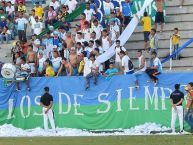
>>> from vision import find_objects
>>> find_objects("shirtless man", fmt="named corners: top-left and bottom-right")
top-left (56, 57), bottom-right (73, 76)
top-left (27, 45), bottom-right (37, 76)
top-left (155, 0), bottom-right (164, 32)
top-left (69, 47), bottom-right (78, 75)
top-left (65, 32), bottom-right (75, 49)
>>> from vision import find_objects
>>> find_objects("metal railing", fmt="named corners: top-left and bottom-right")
top-left (161, 38), bottom-right (193, 69)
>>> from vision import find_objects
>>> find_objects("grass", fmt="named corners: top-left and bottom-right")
top-left (0, 136), bottom-right (193, 145)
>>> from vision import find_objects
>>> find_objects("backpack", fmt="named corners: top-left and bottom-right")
top-left (128, 59), bottom-right (134, 70)
top-left (115, 46), bottom-right (123, 52)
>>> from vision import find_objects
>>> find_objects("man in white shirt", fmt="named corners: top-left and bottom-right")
top-left (114, 40), bottom-right (126, 70)
top-left (119, 50), bottom-right (134, 75)
top-left (76, 42), bottom-right (83, 55)
top-left (84, 2), bottom-right (96, 22)
top-left (51, 51), bottom-right (62, 73)
top-left (16, 57), bottom-right (31, 91)
top-left (92, 19), bottom-right (103, 39)
top-left (103, 0), bottom-right (114, 16)
top-left (15, 12), bottom-right (28, 42)
top-left (49, 0), bottom-right (60, 11)
top-left (93, 48), bottom-right (103, 72)
top-left (58, 26), bottom-right (66, 42)
top-left (89, 40), bottom-right (95, 50)
top-left (85, 54), bottom-right (99, 90)
top-left (110, 20), bottom-right (120, 42)
top-left (29, 9), bottom-right (36, 28)
top-left (75, 32), bottom-right (85, 44)
top-left (146, 51), bottom-right (162, 85)
top-left (90, 31), bottom-right (97, 42)
top-left (82, 21), bottom-right (91, 42)
top-left (32, 16), bottom-right (43, 35)
top-left (0, 26), bottom-right (11, 44)
top-left (6, 1), bottom-right (15, 18)
top-left (64, 0), bottom-right (77, 13)
top-left (134, 50), bottom-right (146, 88)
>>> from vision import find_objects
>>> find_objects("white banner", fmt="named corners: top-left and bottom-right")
top-left (96, 0), bottom-right (154, 64)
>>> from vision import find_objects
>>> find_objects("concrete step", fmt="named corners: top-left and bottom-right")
top-left (125, 38), bottom-right (193, 50)
top-left (129, 30), bottom-right (193, 42)
top-left (0, 43), bottom-right (12, 63)
top-left (130, 56), bottom-right (193, 71)
top-left (162, 57), bottom-right (193, 67)
top-left (166, 14), bottom-right (193, 23)
top-left (163, 66), bottom-right (193, 72)
top-left (127, 48), bottom-right (193, 59)
top-left (166, 5), bottom-right (193, 15)
top-left (166, 0), bottom-right (193, 7)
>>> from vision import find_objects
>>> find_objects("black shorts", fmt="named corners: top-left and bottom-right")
top-left (124, 16), bottom-right (131, 26)
top-left (155, 12), bottom-right (164, 23)
top-left (144, 31), bottom-right (150, 42)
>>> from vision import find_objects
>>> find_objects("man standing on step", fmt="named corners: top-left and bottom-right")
top-left (15, 12), bottom-right (28, 42)
top-left (121, 0), bottom-right (133, 29)
top-left (170, 84), bottom-right (184, 133)
top-left (155, 0), bottom-right (164, 32)
top-left (40, 87), bottom-right (57, 132)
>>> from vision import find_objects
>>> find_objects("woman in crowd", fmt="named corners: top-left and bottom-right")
top-left (45, 6), bottom-right (57, 28)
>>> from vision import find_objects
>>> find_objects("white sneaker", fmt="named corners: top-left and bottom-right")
top-left (179, 130), bottom-right (184, 134)
top-left (135, 85), bottom-right (139, 89)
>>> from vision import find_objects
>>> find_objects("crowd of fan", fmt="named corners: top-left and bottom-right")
top-left (0, 0), bottom-right (184, 90)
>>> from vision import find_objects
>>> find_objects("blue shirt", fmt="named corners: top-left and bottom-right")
top-left (90, 4), bottom-right (95, 11)
top-left (60, 0), bottom-right (67, 4)
top-left (109, 18), bottom-right (121, 26)
top-left (105, 68), bottom-right (119, 79)
top-left (121, 2), bottom-right (133, 17)
top-left (0, 21), bottom-right (7, 29)
top-left (16, 18), bottom-right (28, 31)
top-left (53, 38), bottom-right (60, 47)
top-left (42, 38), bottom-right (53, 46)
